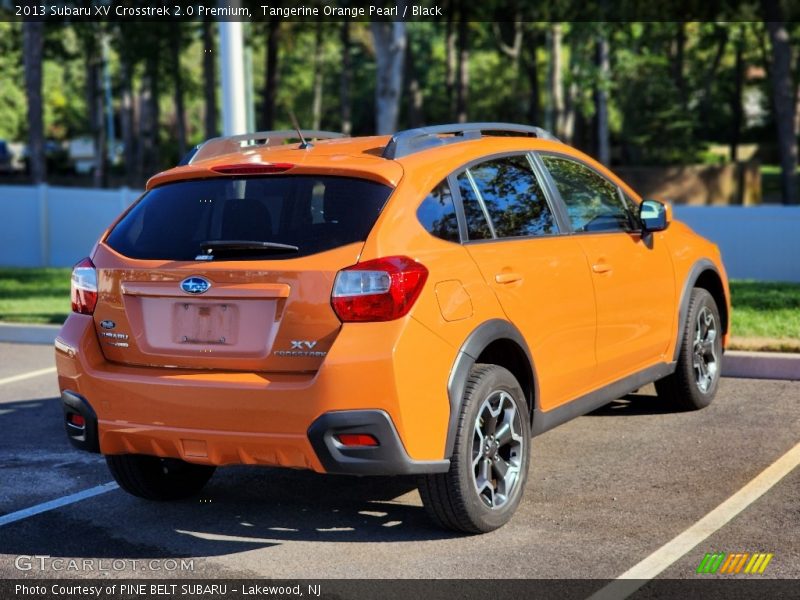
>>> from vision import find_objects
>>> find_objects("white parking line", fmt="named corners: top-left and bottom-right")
top-left (588, 440), bottom-right (800, 600)
top-left (0, 482), bottom-right (118, 528)
top-left (0, 366), bottom-right (56, 387)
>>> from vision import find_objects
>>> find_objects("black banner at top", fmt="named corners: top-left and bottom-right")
top-left (0, 0), bottom-right (794, 22)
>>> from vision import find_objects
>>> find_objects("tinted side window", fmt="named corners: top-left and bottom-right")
top-left (467, 155), bottom-right (556, 238)
top-left (457, 172), bottom-right (493, 240)
top-left (541, 156), bottom-right (634, 233)
top-left (417, 181), bottom-right (460, 243)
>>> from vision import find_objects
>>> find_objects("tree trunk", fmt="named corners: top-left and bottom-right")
top-left (595, 32), bottom-right (610, 165)
top-left (371, 14), bottom-right (407, 135)
top-left (547, 24), bottom-right (565, 137)
top-left (562, 32), bottom-right (580, 145)
top-left (85, 31), bottom-right (107, 189)
top-left (171, 31), bottom-right (187, 159)
top-left (493, 17), bottom-right (523, 117)
top-left (672, 22), bottom-right (686, 110)
top-left (120, 57), bottom-right (136, 186)
top-left (339, 21), bottom-right (352, 135)
top-left (139, 53), bottom-right (160, 176)
top-left (405, 29), bottom-right (424, 128)
top-left (455, 3), bottom-right (469, 123)
top-left (202, 21), bottom-right (218, 140)
top-left (93, 62), bottom-right (107, 189)
top-left (525, 29), bottom-right (540, 125)
top-left (763, 2), bottom-right (798, 204)
top-left (698, 26), bottom-right (729, 137)
top-left (23, 22), bottom-right (46, 184)
top-left (730, 28), bottom-right (744, 163)
top-left (444, 2), bottom-right (456, 118)
top-left (150, 57), bottom-right (160, 174)
top-left (136, 86), bottom-right (147, 180)
top-left (262, 19), bottom-right (280, 130)
top-left (311, 22), bottom-right (324, 131)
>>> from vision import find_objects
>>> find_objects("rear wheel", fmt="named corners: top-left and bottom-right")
top-left (106, 454), bottom-right (215, 501)
top-left (419, 364), bottom-right (530, 533)
top-left (656, 288), bottom-right (723, 410)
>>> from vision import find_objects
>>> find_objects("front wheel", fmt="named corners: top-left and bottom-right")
top-left (418, 364), bottom-right (531, 533)
top-left (656, 287), bottom-right (723, 410)
top-left (106, 454), bottom-right (215, 501)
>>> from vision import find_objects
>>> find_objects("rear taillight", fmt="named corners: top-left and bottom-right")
top-left (70, 257), bottom-right (98, 315)
top-left (331, 256), bottom-right (428, 322)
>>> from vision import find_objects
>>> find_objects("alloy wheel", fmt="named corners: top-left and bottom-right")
top-left (692, 305), bottom-right (718, 393)
top-left (471, 390), bottom-right (525, 509)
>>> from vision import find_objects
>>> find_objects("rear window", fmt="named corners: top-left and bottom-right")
top-left (106, 176), bottom-right (393, 261)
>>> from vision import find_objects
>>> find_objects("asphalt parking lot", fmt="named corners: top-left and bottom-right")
top-left (0, 341), bottom-right (798, 583)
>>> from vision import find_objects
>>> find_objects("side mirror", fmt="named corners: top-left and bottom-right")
top-left (639, 199), bottom-right (669, 232)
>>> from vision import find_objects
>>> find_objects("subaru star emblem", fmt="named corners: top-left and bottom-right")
top-left (181, 277), bottom-right (211, 295)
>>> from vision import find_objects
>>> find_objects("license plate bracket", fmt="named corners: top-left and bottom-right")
top-left (172, 302), bottom-right (238, 345)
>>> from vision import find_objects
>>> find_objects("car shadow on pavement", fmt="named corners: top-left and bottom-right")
top-left (586, 392), bottom-right (685, 416)
top-left (1, 398), bottom-right (465, 563)
top-left (1, 469), bottom-right (462, 562)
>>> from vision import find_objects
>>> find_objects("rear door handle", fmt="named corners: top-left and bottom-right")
top-left (591, 263), bottom-right (612, 274)
top-left (495, 272), bottom-right (523, 284)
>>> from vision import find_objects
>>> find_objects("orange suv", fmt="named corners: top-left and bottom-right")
top-left (56, 124), bottom-right (729, 532)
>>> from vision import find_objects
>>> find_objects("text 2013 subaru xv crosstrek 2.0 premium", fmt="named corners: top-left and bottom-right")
top-left (56, 124), bottom-right (729, 533)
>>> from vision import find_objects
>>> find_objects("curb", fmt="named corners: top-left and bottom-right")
top-left (722, 350), bottom-right (800, 382)
top-left (0, 322), bottom-right (61, 345)
top-left (0, 323), bottom-right (797, 381)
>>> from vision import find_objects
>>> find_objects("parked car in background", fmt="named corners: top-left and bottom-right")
top-left (67, 137), bottom-right (123, 175)
top-left (55, 123), bottom-right (730, 533)
top-left (0, 140), bottom-right (13, 173)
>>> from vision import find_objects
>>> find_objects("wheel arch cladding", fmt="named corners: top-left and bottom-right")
top-left (446, 319), bottom-right (538, 458)
top-left (674, 259), bottom-right (729, 361)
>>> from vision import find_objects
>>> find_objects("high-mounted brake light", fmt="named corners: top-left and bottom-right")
top-left (70, 257), bottom-right (98, 315)
top-left (210, 162), bottom-right (295, 175)
top-left (331, 256), bottom-right (428, 322)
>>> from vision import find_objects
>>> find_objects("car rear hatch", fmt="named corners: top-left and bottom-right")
top-left (92, 174), bottom-right (394, 372)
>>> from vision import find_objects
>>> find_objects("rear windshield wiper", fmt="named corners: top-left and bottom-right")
top-left (198, 240), bottom-right (300, 259)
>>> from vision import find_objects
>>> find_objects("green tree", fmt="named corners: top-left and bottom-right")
top-left (0, 23), bottom-right (25, 141)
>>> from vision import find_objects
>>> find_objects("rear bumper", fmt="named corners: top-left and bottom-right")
top-left (57, 396), bottom-right (449, 476)
top-left (55, 313), bottom-right (454, 475)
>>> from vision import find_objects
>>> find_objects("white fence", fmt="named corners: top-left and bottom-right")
top-left (673, 205), bottom-right (800, 283)
top-left (0, 184), bottom-right (799, 282)
top-left (0, 184), bottom-right (141, 268)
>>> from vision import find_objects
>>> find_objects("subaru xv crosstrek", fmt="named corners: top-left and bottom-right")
top-left (56, 124), bottom-right (729, 533)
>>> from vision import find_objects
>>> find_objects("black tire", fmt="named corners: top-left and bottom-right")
top-left (106, 454), bottom-right (215, 501)
top-left (418, 364), bottom-right (531, 533)
top-left (656, 288), bottom-right (723, 410)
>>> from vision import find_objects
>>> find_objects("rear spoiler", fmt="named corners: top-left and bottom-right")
top-left (178, 130), bottom-right (346, 166)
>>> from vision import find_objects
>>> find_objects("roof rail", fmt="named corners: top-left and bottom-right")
top-left (381, 122), bottom-right (559, 160)
top-left (181, 130), bottom-right (346, 165)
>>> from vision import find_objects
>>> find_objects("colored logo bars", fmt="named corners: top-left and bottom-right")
top-left (697, 552), bottom-right (774, 575)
